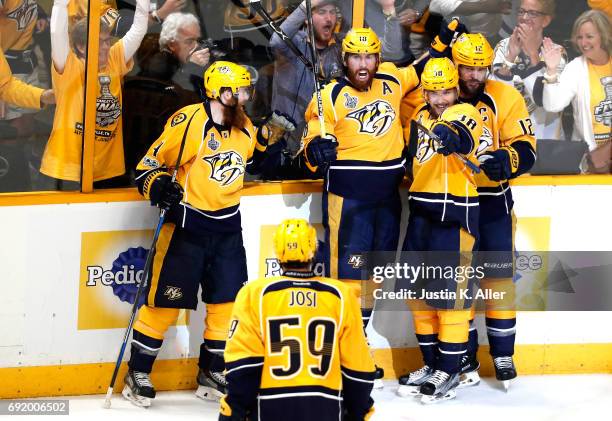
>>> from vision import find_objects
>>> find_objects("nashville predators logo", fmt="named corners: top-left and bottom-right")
top-left (203, 151), bottom-right (245, 186)
top-left (415, 120), bottom-right (436, 164)
top-left (346, 100), bottom-right (395, 136)
top-left (476, 125), bottom-right (493, 155)
top-left (6, 0), bottom-right (37, 31)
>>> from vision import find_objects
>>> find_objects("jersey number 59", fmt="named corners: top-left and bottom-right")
top-left (267, 316), bottom-right (336, 379)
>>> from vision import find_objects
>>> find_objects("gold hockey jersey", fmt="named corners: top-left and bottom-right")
top-left (136, 101), bottom-right (263, 233)
top-left (303, 62), bottom-right (421, 200)
top-left (0, 0), bottom-right (37, 52)
top-left (406, 102), bottom-right (483, 233)
top-left (464, 80), bottom-right (536, 214)
top-left (221, 274), bottom-right (375, 421)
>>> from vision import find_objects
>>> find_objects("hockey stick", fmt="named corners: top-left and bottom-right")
top-left (103, 108), bottom-right (200, 409)
top-left (413, 119), bottom-right (481, 173)
top-left (249, 0), bottom-right (313, 69)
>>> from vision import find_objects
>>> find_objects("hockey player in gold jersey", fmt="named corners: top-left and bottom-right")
top-left (219, 219), bottom-right (376, 421)
top-left (451, 33), bottom-right (537, 390)
top-left (397, 57), bottom-right (483, 404)
top-left (301, 24), bottom-right (465, 388)
top-left (123, 62), bottom-right (269, 408)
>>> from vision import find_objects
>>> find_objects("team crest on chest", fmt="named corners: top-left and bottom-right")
top-left (415, 118), bottom-right (436, 164)
top-left (203, 151), bottom-right (245, 186)
top-left (476, 125), bottom-right (493, 155)
top-left (346, 100), bottom-right (395, 136)
top-left (208, 133), bottom-right (220, 151)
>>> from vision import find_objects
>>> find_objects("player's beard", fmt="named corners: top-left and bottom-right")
top-left (459, 78), bottom-right (485, 100)
top-left (347, 66), bottom-right (376, 91)
top-left (221, 101), bottom-right (248, 130)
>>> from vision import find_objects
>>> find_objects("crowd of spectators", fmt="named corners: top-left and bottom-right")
top-left (0, 0), bottom-right (610, 192)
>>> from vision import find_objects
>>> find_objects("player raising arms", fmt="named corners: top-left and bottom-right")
top-left (397, 57), bottom-right (484, 404)
top-left (301, 23), bottom-right (463, 387)
top-left (219, 219), bottom-right (376, 421)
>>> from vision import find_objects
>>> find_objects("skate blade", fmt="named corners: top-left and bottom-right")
top-left (457, 371), bottom-right (480, 389)
top-left (502, 380), bottom-right (511, 392)
top-left (195, 385), bottom-right (224, 402)
top-left (420, 389), bottom-right (456, 405)
top-left (396, 385), bottom-right (422, 397)
top-left (122, 385), bottom-right (151, 408)
top-left (373, 379), bottom-right (384, 390)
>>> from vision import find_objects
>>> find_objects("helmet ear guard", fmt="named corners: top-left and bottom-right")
top-left (273, 219), bottom-right (318, 264)
top-left (203, 61), bottom-right (252, 100)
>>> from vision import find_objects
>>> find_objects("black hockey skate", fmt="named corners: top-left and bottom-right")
top-left (457, 353), bottom-right (480, 388)
top-left (419, 370), bottom-right (460, 404)
top-left (493, 356), bottom-right (517, 392)
top-left (122, 370), bottom-right (156, 407)
top-left (396, 365), bottom-right (434, 397)
top-left (195, 368), bottom-right (227, 402)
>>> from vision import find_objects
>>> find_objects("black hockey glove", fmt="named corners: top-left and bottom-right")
top-left (479, 146), bottom-right (518, 181)
top-left (432, 122), bottom-right (462, 156)
top-left (430, 18), bottom-right (468, 57)
top-left (149, 174), bottom-right (183, 210)
top-left (306, 135), bottom-right (338, 167)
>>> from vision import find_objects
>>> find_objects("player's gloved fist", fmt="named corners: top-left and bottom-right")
top-left (149, 174), bottom-right (183, 210)
top-left (258, 111), bottom-right (297, 147)
top-left (432, 122), bottom-right (461, 156)
top-left (306, 134), bottom-right (338, 167)
top-left (478, 148), bottom-right (513, 181)
top-left (431, 18), bottom-right (468, 56)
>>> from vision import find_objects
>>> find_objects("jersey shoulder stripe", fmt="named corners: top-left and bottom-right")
top-left (330, 78), bottom-right (350, 105)
top-left (374, 72), bottom-right (400, 86)
top-left (479, 92), bottom-right (497, 115)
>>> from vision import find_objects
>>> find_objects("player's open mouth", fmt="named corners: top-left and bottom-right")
top-left (357, 70), bottom-right (369, 80)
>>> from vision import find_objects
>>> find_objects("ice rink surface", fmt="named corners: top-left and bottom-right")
top-left (11, 375), bottom-right (612, 420)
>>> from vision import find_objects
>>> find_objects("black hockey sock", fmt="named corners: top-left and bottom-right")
top-left (486, 317), bottom-right (516, 357)
top-left (128, 330), bottom-right (163, 373)
top-left (467, 319), bottom-right (479, 356)
top-left (437, 341), bottom-right (467, 375)
top-left (199, 341), bottom-right (225, 372)
top-left (416, 333), bottom-right (439, 368)
top-left (361, 308), bottom-right (373, 333)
